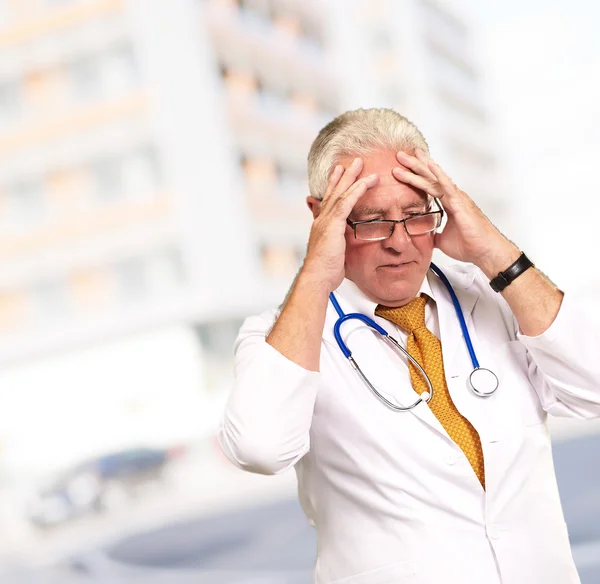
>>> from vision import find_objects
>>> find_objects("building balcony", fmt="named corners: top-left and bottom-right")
top-left (204, 0), bottom-right (339, 113)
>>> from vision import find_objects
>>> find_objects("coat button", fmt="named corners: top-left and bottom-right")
top-left (445, 453), bottom-right (458, 465)
top-left (488, 525), bottom-right (501, 540)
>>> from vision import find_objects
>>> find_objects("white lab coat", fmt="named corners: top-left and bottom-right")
top-left (219, 263), bottom-right (600, 584)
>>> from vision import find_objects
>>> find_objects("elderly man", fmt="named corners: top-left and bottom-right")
top-left (218, 108), bottom-right (599, 584)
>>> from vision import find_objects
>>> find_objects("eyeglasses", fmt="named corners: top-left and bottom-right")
top-left (346, 200), bottom-right (444, 241)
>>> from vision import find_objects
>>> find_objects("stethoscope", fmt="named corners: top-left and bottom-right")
top-left (330, 263), bottom-right (499, 411)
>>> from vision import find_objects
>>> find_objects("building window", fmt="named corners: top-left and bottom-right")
top-left (146, 248), bottom-right (185, 294)
top-left (242, 156), bottom-right (276, 202)
top-left (7, 179), bottom-right (46, 229)
top-left (0, 290), bottom-right (26, 332)
top-left (195, 318), bottom-right (244, 391)
top-left (123, 144), bottom-right (162, 198)
top-left (277, 165), bottom-right (306, 200)
top-left (445, 136), bottom-right (495, 171)
top-left (103, 43), bottom-right (139, 97)
top-left (221, 67), bottom-right (257, 107)
top-left (66, 54), bottom-right (103, 102)
top-left (261, 243), bottom-right (299, 277)
top-left (419, 0), bottom-right (468, 41)
top-left (0, 2), bottom-right (12, 31)
top-left (43, 0), bottom-right (78, 7)
top-left (0, 80), bottom-right (22, 129)
top-left (255, 83), bottom-right (288, 116)
top-left (235, 0), bottom-right (271, 29)
top-left (366, 26), bottom-right (394, 51)
top-left (71, 268), bottom-right (111, 313)
top-left (89, 155), bottom-right (123, 202)
top-left (437, 89), bottom-right (487, 126)
top-left (429, 43), bottom-right (478, 99)
top-left (114, 257), bottom-right (147, 303)
top-left (30, 279), bottom-right (68, 324)
top-left (196, 319), bottom-right (243, 355)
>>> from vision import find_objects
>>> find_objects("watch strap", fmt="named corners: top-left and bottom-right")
top-left (489, 253), bottom-right (534, 292)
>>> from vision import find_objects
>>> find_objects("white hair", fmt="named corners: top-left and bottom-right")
top-left (307, 108), bottom-right (430, 200)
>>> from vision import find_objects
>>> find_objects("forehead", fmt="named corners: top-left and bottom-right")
top-left (338, 150), bottom-right (427, 210)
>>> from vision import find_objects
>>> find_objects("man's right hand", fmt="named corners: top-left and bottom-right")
top-left (265, 158), bottom-right (377, 371)
top-left (302, 157), bottom-right (379, 292)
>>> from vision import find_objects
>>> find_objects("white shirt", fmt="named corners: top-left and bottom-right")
top-left (337, 272), bottom-right (440, 340)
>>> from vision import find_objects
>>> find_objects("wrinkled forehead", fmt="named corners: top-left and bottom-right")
top-left (337, 150), bottom-right (431, 212)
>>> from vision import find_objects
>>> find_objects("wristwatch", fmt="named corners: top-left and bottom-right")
top-left (489, 252), bottom-right (534, 292)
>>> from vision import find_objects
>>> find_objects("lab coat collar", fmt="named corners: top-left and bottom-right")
top-left (333, 266), bottom-right (480, 365)
top-left (335, 270), bottom-right (437, 319)
top-left (334, 263), bottom-right (478, 318)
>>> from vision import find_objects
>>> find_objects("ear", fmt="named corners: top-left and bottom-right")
top-left (306, 196), bottom-right (322, 220)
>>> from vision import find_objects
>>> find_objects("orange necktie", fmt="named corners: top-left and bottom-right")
top-left (375, 296), bottom-right (486, 489)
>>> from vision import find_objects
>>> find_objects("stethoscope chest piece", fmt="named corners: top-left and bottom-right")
top-left (468, 367), bottom-right (499, 397)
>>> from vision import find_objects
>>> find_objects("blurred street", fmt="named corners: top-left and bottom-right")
top-left (2, 430), bottom-right (599, 584)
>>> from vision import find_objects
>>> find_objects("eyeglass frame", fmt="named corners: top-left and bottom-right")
top-left (345, 198), bottom-right (445, 241)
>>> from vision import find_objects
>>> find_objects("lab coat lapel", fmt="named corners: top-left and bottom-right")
top-left (428, 268), bottom-right (479, 372)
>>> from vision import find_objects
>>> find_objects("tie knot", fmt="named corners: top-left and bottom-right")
top-left (375, 295), bottom-right (427, 333)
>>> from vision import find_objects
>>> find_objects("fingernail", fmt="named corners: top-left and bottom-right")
top-left (352, 157), bottom-right (361, 167)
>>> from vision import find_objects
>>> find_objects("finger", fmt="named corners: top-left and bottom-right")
top-left (396, 151), bottom-right (437, 181)
top-left (427, 159), bottom-right (455, 192)
top-left (321, 164), bottom-right (344, 203)
top-left (414, 149), bottom-right (438, 181)
top-left (414, 148), bottom-right (429, 164)
top-left (334, 173), bottom-right (378, 218)
top-left (393, 161), bottom-right (436, 184)
top-left (331, 157), bottom-right (364, 200)
top-left (392, 167), bottom-right (442, 198)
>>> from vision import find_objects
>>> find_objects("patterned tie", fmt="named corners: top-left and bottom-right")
top-left (375, 296), bottom-right (486, 490)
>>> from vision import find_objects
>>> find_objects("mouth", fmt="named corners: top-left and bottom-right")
top-left (378, 262), bottom-right (413, 270)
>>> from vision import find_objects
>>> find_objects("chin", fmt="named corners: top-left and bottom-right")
top-left (374, 279), bottom-right (421, 304)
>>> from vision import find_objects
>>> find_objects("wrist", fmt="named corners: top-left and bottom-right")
top-left (296, 265), bottom-right (335, 297)
top-left (300, 258), bottom-right (341, 292)
top-left (475, 241), bottom-right (521, 280)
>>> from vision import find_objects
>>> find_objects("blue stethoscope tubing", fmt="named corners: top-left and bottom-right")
top-left (330, 263), bottom-right (499, 411)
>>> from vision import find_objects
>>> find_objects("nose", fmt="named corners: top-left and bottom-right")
top-left (382, 222), bottom-right (413, 253)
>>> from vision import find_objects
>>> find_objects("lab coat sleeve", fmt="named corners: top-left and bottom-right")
top-left (217, 311), bottom-right (321, 475)
top-left (516, 293), bottom-right (600, 418)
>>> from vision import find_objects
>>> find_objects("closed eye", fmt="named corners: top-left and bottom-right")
top-left (354, 217), bottom-right (386, 223)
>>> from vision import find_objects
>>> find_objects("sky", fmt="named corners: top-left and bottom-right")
top-left (464, 0), bottom-right (600, 298)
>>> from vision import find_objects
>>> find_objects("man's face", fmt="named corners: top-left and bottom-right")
top-left (340, 150), bottom-right (436, 307)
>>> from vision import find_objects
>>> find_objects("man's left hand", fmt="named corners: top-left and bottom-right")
top-left (392, 150), bottom-right (519, 275)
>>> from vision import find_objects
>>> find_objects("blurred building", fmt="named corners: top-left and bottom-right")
top-left (0, 0), bottom-right (503, 474)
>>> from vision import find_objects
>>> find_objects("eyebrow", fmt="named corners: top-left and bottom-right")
top-left (353, 201), bottom-right (429, 216)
